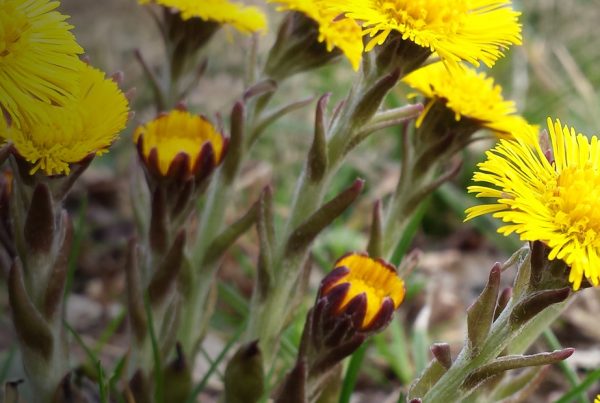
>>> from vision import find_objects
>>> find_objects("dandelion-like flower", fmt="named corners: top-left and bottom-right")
top-left (466, 118), bottom-right (600, 290)
top-left (133, 110), bottom-right (226, 181)
top-left (270, 0), bottom-right (363, 70)
top-left (320, 252), bottom-right (405, 329)
top-left (2, 62), bottom-right (129, 175)
top-left (328, 0), bottom-right (522, 69)
top-left (0, 0), bottom-right (83, 125)
top-left (138, 0), bottom-right (267, 34)
top-left (595, 394), bottom-right (600, 403)
top-left (404, 62), bottom-right (530, 138)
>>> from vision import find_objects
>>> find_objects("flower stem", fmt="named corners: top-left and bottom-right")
top-left (423, 295), bottom-right (573, 402)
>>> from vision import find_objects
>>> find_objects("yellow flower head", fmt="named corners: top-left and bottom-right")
top-left (0, 0), bottom-right (83, 125)
top-left (133, 110), bottom-right (226, 180)
top-left (3, 62), bottom-right (129, 176)
top-left (466, 118), bottom-right (600, 290)
top-left (327, 0), bottom-right (522, 69)
top-left (270, 0), bottom-right (363, 70)
top-left (595, 395), bottom-right (600, 403)
top-left (404, 62), bottom-right (531, 138)
top-left (320, 253), bottom-right (405, 329)
top-left (138, 0), bottom-right (267, 34)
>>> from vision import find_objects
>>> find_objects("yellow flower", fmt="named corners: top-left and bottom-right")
top-left (466, 118), bottom-right (600, 290)
top-left (327, 0), bottom-right (522, 69)
top-left (3, 62), bottom-right (129, 176)
top-left (0, 0), bottom-right (83, 126)
top-left (404, 62), bottom-right (531, 138)
top-left (133, 110), bottom-right (226, 179)
top-left (595, 394), bottom-right (600, 403)
top-left (320, 253), bottom-right (405, 329)
top-left (270, 0), bottom-right (363, 70)
top-left (138, 0), bottom-right (267, 34)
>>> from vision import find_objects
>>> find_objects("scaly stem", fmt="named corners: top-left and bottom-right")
top-left (423, 296), bottom-right (573, 402)
top-left (246, 66), bottom-right (385, 366)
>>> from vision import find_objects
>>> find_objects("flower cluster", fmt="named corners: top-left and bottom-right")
top-left (467, 118), bottom-right (600, 290)
top-left (0, 1), bottom-right (129, 176)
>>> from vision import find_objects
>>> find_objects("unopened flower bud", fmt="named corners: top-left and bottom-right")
top-left (279, 253), bottom-right (405, 400)
top-left (318, 253), bottom-right (405, 332)
top-left (134, 109), bottom-right (227, 186)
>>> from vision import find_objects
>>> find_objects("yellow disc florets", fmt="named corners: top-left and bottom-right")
top-left (467, 118), bottom-right (600, 290)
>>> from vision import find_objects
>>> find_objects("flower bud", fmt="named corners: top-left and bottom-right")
top-left (280, 253), bottom-right (405, 400)
top-left (265, 11), bottom-right (354, 81)
top-left (318, 253), bottom-right (405, 332)
top-left (134, 109), bottom-right (227, 186)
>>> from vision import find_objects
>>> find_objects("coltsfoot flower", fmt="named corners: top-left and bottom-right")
top-left (270, 0), bottom-right (363, 70)
top-left (277, 253), bottom-right (405, 401)
top-left (133, 109), bottom-right (226, 182)
top-left (138, 0), bottom-right (267, 34)
top-left (2, 62), bottom-right (129, 176)
top-left (319, 252), bottom-right (405, 330)
top-left (0, 0), bottom-right (83, 125)
top-left (466, 118), bottom-right (600, 290)
top-left (327, 0), bottom-right (522, 69)
top-left (404, 62), bottom-right (531, 139)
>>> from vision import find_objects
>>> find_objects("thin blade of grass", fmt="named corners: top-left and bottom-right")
top-left (185, 324), bottom-right (245, 403)
top-left (109, 355), bottom-right (128, 403)
top-left (554, 367), bottom-right (600, 403)
top-left (0, 346), bottom-right (16, 384)
top-left (374, 318), bottom-right (412, 384)
top-left (338, 342), bottom-right (369, 403)
top-left (65, 322), bottom-right (108, 403)
top-left (64, 197), bottom-right (88, 299)
top-left (93, 309), bottom-right (126, 356)
top-left (143, 295), bottom-right (163, 403)
top-left (411, 326), bottom-right (429, 376)
top-left (97, 362), bottom-right (108, 403)
top-left (218, 281), bottom-right (249, 315)
top-left (543, 329), bottom-right (586, 403)
top-left (65, 321), bottom-right (99, 368)
top-left (390, 197), bottom-right (431, 266)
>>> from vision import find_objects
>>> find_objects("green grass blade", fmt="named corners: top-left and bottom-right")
top-left (390, 198), bottom-right (431, 266)
top-left (338, 342), bottom-right (369, 403)
top-left (374, 319), bottom-right (412, 384)
top-left (65, 321), bottom-right (99, 367)
top-left (143, 295), bottom-right (164, 403)
top-left (411, 325), bottom-right (429, 375)
top-left (93, 309), bottom-right (126, 356)
top-left (65, 322), bottom-right (108, 403)
top-left (64, 197), bottom-right (88, 299)
top-left (97, 361), bottom-right (108, 403)
top-left (218, 281), bottom-right (249, 315)
top-left (0, 346), bottom-right (16, 384)
top-left (554, 367), bottom-right (600, 403)
top-left (109, 355), bottom-right (128, 403)
top-left (185, 324), bottom-right (245, 403)
top-left (543, 329), bottom-right (586, 403)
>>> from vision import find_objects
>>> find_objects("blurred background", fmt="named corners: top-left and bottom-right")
top-left (1, 0), bottom-right (598, 401)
